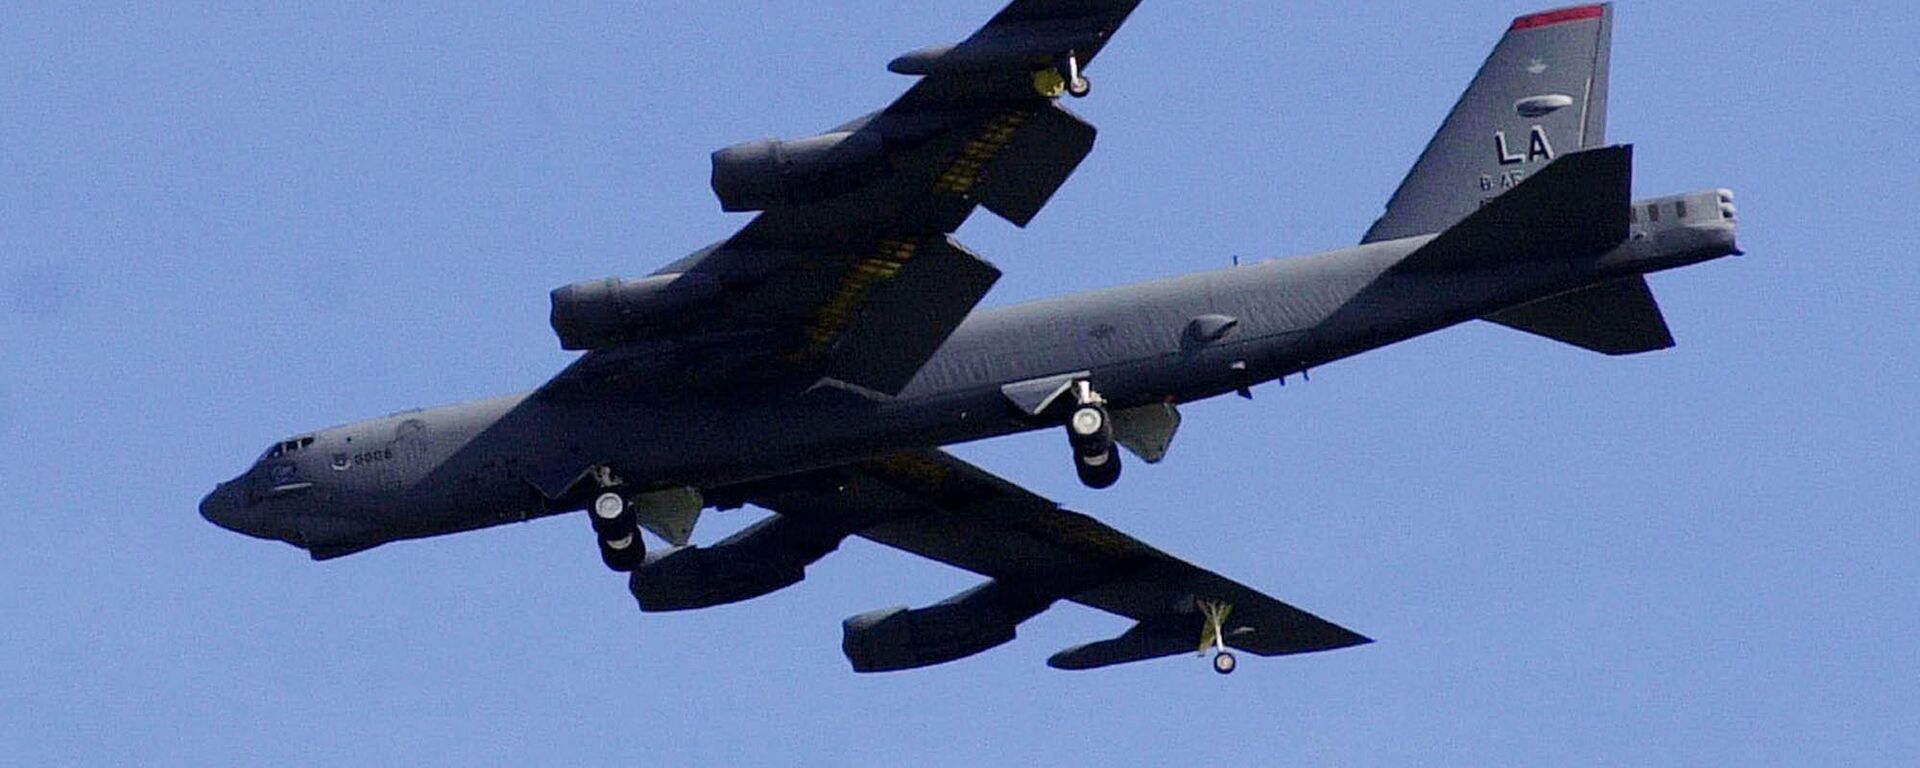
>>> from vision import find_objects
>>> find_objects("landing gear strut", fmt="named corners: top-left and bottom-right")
top-left (1199, 600), bottom-right (1237, 675)
top-left (586, 468), bottom-right (642, 572)
top-left (1061, 53), bottom-right (1091, 98)
top-left (1066, 381), bottom-right (1121, 489)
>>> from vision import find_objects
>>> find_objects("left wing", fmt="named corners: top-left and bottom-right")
top-left (715, 449), bottom-right (1370, 673)
top-left (544, 0), bottom-right (1142, 400)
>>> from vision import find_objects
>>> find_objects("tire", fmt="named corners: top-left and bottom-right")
top-left (592, 492), bottom-right (626, 521)
top-left (1067, 76), bottom-right (1092, 98)
top-left (1068, 405), bottom-right (1114, 461)
top-left (1069, 405), bottom-right (1106, 438)
top-left (1075, 449), bottom-right (1122, 490)
top-left (599, 538), bottom-right (642, 572)
top-left (1213, 651), bottom-right (1237, 675)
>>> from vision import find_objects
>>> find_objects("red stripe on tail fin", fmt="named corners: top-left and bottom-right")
top-left (1511, 5), bottom-right (1606, 31)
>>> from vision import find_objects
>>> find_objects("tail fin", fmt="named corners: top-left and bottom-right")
top-left (1362, 4), bottom-right (1613, 244)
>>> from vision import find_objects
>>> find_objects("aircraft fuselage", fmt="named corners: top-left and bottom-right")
top-left (201, 192), bottom-right (1737, 559)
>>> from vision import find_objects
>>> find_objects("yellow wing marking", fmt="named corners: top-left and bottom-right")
top-left (788, 238), bottom-right (919, 361)
top-left (934, 112), bottom-right (1028, 196)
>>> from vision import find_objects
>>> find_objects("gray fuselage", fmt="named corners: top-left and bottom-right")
top-left (200, 194), bottom-right (1737, 558)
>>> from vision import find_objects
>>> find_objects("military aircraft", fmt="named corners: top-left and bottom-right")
top-left (203, 2), bottom-right (1740, 675)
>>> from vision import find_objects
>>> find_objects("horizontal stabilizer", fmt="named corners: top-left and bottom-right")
top-left (1396, 144), bottom-right (1632, 272)
top-left (1485, 276), bottom-right (1675, 355)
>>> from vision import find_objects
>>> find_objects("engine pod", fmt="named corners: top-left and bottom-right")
top-left (841, 581), bottom-right (1053, 672)
top-left (710, 131), bottom-right (886, 212)
top-left (548, 272), bottom-right (721, 351)
top-left (629, 514), bottom-right (843, 612)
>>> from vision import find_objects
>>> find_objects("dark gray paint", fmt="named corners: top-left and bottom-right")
top-left (201, 2), bottom-right (1741, 671)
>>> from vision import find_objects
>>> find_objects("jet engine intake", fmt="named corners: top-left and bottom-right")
top-left (710, 132), bottom-right (886, 212)
top-left (549, 272), bottom-right (721, 351)
top-left (630, 514), bottom-right (843, 612)
top-left (841, 581), bottom-right (1054, 673)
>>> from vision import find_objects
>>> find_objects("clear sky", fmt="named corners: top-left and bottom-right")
top-left (3, 2), bottom-right (1915, 765)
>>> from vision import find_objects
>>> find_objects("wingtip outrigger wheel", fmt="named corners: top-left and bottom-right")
top-left (1198, 599), bottom-right (1237, 675)
top-left (1063, 53), bottom-right (1091, 98)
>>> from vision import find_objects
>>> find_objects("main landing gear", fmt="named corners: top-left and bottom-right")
top-left (1066, 381), bottom-right (1121, 489)
top-left (1198, 600), bottom-right (1238, 675)
top-left (586, 468), bottom-right (643, 572)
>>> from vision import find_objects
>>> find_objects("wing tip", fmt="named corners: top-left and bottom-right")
top-left (1290, 625), bottom-right (1374, 654)
top-left (1253, 615), bottom-right (1374, 656)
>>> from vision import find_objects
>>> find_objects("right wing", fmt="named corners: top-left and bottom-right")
top-left (542, 0), bottom-right (1143, 401)
top-left (717, 449), bottom-right (1369, 672)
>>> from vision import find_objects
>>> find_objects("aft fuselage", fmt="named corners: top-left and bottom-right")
top-left (201, 193), bottom-right (1737, 558)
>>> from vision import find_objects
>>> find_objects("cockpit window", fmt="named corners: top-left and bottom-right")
top-left (262, 436), bottom-right (316, 460)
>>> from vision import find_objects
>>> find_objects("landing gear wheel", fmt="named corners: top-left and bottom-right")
top-left (1065, 384), bottom-right (1117, 489)
top-left (590, 490), bottom-right (641, 572)
top-left (1074, 448), bottom-right (1122, 490)
top-left (598, 534), bottom-right (642, 572)
top-left (1213, 651), bottom-right (1237, 675)
top-left (592, 491), bottom-right (626, 521)
top-left (1058, 52), bottom-right (1091, 99)
top-left (1069, 405), bottom-right (1107, 439)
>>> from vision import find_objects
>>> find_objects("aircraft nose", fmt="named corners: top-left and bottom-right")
top-left (199, 482), bottom-right (251, 535)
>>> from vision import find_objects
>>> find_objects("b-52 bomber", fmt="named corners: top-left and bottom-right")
top-left (204, 2), bottom-right (1740, 675)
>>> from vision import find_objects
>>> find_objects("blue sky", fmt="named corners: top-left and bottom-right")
top-left (3, 2), bottom-right (1915, 764)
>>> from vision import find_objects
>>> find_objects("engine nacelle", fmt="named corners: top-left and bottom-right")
top-left (549, 272), bottom-right (720, 351)
top-left (841, 582), bottom-right (1053, 673)
top-left (710, 131), bottom-right (885, 212)
top-left (629, 514), bottom-right (842, 612)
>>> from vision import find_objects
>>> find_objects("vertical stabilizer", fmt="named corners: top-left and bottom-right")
top-left (1362, 4), bottom-right (1613, 244)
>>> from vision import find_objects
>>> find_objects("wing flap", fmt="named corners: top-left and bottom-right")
top-left (976, 104), bottom-right (1098, 227)
top-left (805, 236), bottom-right (1002, 394)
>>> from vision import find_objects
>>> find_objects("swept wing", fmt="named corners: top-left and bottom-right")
top-left (717, 449), bottom-right (1370, 672)
top-left (545, 0), bottom-right (1142, 399)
